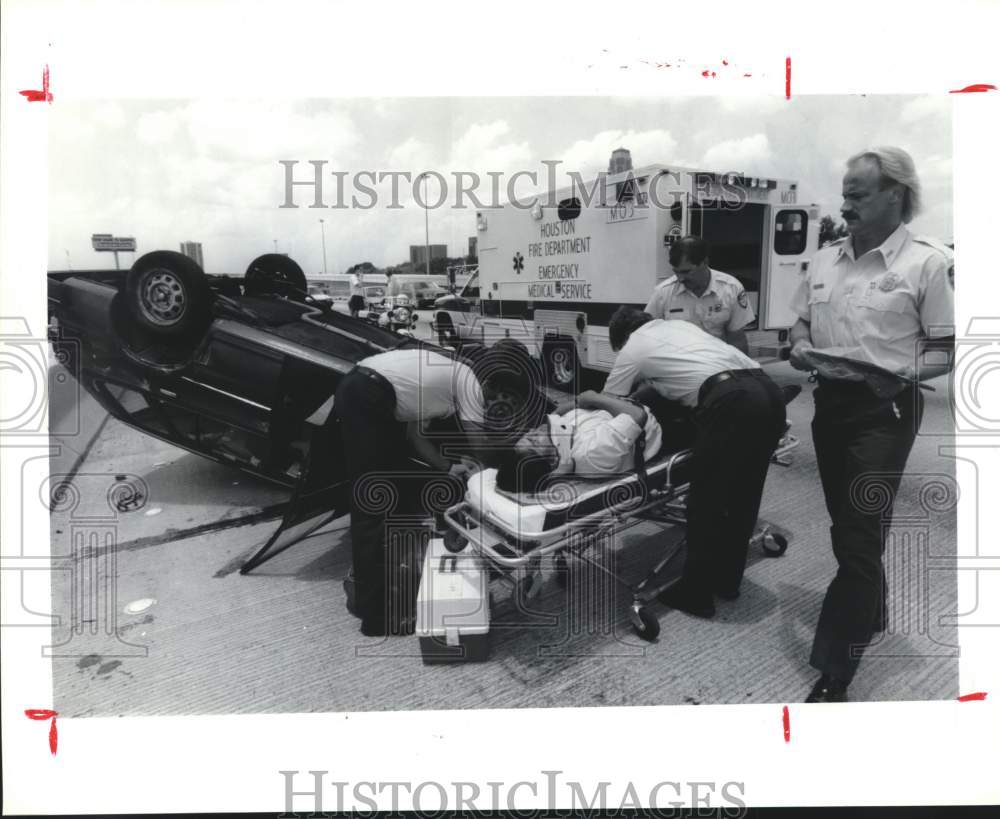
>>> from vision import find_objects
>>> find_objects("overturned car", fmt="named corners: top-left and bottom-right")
top-left (47, 250), bottom-right (548, 571)
top-left (48, 251), bottom-right (428, 487)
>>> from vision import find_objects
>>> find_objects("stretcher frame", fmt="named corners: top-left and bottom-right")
top-left (441, 433), bottom-right (799, 642)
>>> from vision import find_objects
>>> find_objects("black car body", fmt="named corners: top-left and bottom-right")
top-left (47, 255), bottom-right (431, 490)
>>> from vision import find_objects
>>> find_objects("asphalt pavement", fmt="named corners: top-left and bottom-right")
top-left (46, 316), bottom-right (959, 716)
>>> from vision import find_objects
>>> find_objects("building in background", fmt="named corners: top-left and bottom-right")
top-left (180, 241), bottom-right (204, 268)
top-left (608, 147), bottom-right (633, 175)
top-left (409, 244), bottom-right (447, 267)
top-left (467, 236), bottom-right (477, 259)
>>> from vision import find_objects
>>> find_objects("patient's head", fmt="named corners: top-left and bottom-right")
top-left (495, 426), bottom-right (561, 494)
top-left (475, 340), bottom-right (550, 436)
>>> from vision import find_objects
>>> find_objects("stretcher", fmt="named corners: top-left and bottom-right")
top-left (423, 428), bottom-right (799, 658)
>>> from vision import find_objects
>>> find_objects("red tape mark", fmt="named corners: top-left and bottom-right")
top-left (25, 709), bottom-right (59, 754)
top-left (785, 57), bottom-right (792, 99)
top-left (18, 65), bottom-right (53, 104)
top-left (782, 705), bottom-right (791, 742)
top-left (949, 84), bottom-right (996, 94)
top-left (958, 691), bottom-right (988, 702)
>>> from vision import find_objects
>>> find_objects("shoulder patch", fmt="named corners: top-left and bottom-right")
top-left (737, 290), bottom-right (748, 309)
top-left (912, 235), bottom-right (954, 261)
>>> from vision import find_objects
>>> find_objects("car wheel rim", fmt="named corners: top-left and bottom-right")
top-left (139, 269), bottom-right (187, 326)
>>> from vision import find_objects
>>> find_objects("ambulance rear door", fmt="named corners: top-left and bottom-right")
top-left (760, 205), bottom-right (818, 330)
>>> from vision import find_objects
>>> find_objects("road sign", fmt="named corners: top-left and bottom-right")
top-left (91, 234), bottom-right (136, 252)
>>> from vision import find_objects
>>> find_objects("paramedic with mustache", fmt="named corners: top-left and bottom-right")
top-left (788, 146), bottom-right (954, 703)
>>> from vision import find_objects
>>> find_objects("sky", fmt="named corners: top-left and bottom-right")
top-left (47, 95), bottom-right (953, 275)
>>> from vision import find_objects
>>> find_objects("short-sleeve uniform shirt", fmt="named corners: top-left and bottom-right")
top-left (358, 349), bottom-right (485, 424)
top-left (603, 319), bottom-right (759, 408)
top-left (644, 268), bottom-right (755, 339)
top-left (790, 225), bottom-right (954, 374)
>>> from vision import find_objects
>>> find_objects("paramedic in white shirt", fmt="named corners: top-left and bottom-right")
top-left (602, 307), bottom-right (786, 619)
top-left (644, 235), bottom-right (755, 354)
top-left (495, 391), bottom-right (663, 493)
top-left (786, 146), bottom-right (954, 704)
top-left (335, 347), bottom-right (490, 637)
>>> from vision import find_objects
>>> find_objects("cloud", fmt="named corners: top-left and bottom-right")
top-left (700, 133), bottom-right (772, 172)
top-left (900, 95), bottom-right (951, 125)
top-left (136, 110), bottom-right (182, 145)
top-left (93, 102), bottom-right (126, 130)
top-left (558, 129), bottom-right (679, 176)
top-left (184, 100), bottom-right (361, 161)
top-left (447, 120), bottom-right (531, 173)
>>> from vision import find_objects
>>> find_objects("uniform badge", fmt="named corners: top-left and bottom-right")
top-left (737, 290), bottom-right (748, 308)
top-left (879, 272), bottom-right (901, 292)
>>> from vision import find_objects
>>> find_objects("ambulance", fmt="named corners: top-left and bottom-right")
top-left (434, 163), bottom-right (820, 390)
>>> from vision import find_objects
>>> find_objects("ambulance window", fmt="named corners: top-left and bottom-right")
top-left (774, 209), bottom-right (808, 255)
top-left (557, 198), bottom-right (581, 221)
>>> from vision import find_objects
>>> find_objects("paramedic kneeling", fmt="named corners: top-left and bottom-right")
top-left (603, 307), bottom-right (786, 618)
top-left (788, 146), bottom-right (954, 703)
top-left (335, 347), bottom-right (487, 637)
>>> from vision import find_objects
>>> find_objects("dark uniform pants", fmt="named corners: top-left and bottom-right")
top-left (809, 380), bottom-right (923, 683)
top-left (684, 371), bottom-right (787, 597)
top-left (334, 367), bottom-right (408, 629)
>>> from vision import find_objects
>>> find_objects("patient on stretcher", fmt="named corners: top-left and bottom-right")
top-left (495, 390), bottom-right (664, 494)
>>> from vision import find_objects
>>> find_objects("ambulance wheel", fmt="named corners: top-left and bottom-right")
top-left (542, 338), bottom-right (579, 391)
top-left (631, 605), bottom-right (660, 642)
top-left (762, 532), bottom-right (789, 557)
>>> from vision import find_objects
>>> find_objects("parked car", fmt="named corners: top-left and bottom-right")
top-left (433, 271), bottom-right (482, 347)
top-left (387, 275), bottom-right (449, 309)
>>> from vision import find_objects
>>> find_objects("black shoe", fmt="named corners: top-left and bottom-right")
top-left (805, 674), bottom-right (849, 703)
top-left (344, 572), bottom-right (360, 619)
top-left (872, 601), bottom-right (889, 633)
top-left (658, 582), bottom-right (716, 618)
top-left (360, 616), bottom-right (415, 637)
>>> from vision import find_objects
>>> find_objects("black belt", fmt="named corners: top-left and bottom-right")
top-left (698, 368), bottom-right (768, 405)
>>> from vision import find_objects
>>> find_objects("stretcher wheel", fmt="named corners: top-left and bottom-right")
top-left (443, 529), bottom-right (467, 554)
top-left (761, 532), bottom-right (789, 557)
top-left (514, 573), bottom-right (536, 603)
top-left (630, 605), bottom-right (660, 642)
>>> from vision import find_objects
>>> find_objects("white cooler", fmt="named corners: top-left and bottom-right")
top-left (415, 537), bottom-right (490, 663)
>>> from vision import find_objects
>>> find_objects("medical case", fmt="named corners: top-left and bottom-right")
top-left (415, 536), bottom-right (491, 663)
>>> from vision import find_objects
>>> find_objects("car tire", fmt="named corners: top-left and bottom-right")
top-left (125, 251), bottom-right (212, 338)
top-left (244, 254), bottom-right (307, 296)
top-left (541, 337), bottom-right (579, 392)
